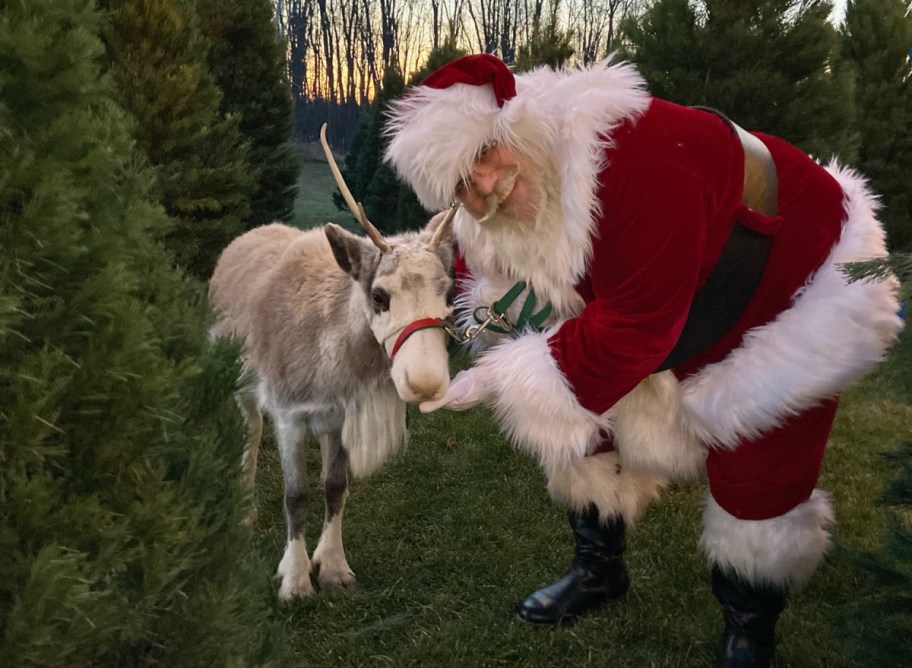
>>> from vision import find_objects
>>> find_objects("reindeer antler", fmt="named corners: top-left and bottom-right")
top-left (428, 203), bottom-right (459, 252)
top-left (320, 123), bottom-right (391, 253)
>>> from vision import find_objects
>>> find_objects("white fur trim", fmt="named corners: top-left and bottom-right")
top-left (612, 372), bottom-right (708, 480)
top-left (458, 274), bottom-right (708, 481)
top-left (681, 162), bottom-right (904, 447)
top-left (700, 490), bottom-right (834, 588)
top-left (546, 451), bottom-right (663, 524)
top-left (451, 60), bottom-right (651, 304)
top-left (474, 330), bottom-right (610, 479)
top-left (385, 83), bottom-right (502, 210)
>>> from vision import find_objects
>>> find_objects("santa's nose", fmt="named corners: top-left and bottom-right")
top-left (471, 170), bottom-right (498, 197)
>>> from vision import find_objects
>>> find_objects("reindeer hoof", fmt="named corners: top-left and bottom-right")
top-left (277, 572), bottom-right (315, 601)
top-left (276, 539), bottom-right (314, 601)
top-left (317, 563), bottom-right (356, 589)
top-left (313, 549), bottom-right (356, 589)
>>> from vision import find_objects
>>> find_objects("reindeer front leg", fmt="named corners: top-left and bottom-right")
top-left (311, 430), bottom-right (355, 588)
top-left (274, 416), bottom-right (315, 600)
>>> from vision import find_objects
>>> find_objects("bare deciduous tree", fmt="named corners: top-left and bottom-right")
top-left (465, 0), bottom-right (499, 54)
top-left (379, 0), bottom-right (399, 69)
top-left (359, 0), bottom-right (380, 95)
top-left (519, 0), bottom-right (546, 45)
top-left (316, 0), bottom-right (337, 101)
top-left (277, 0), bottom-right (314, 103)
top-left (464, 0), bottom-right (529, 60)
top-left (443, 0), bottom-right (467, 44)
top-left (338, 0), bottom-right (359, 101)
top-left (567, 0), bottom-right (642, 64)
top-left (275, 0), bottom-right (649, 143)
top-left (397, 0), bottom-right (424, 77)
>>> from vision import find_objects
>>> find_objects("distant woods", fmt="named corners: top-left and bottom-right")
top-left (277, 0), bottom-right (646, 147)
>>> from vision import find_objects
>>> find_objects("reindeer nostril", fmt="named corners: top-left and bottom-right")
top-left (404, 370), bottom-right (444, 403)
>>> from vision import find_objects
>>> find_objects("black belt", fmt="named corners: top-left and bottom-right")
top-left (655, 110), bottom-right (778, 372)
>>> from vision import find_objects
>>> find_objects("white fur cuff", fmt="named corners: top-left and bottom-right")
top-left (700, 490), bottom-right (834, 588)
top-left (476, 331), bottom-right (609, 478)
top-left (547, 450), bottom-right (664, 524)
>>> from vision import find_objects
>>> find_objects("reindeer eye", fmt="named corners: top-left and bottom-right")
top-left (371, 288), bottom-right (390, 314)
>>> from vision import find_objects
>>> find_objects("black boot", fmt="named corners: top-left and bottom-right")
top-left (712, 566), bottom-right (787, 668)
top-left (516, 504), bottom-right (629, 626)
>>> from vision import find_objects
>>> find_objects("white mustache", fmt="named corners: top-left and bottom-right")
top-left (476, 166), bottom-right (520, 224)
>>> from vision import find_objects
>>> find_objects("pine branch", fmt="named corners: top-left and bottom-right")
top-left (841, 253), bottom-right (912, 302)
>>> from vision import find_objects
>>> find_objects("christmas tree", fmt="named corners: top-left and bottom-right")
top-left (0, 1), bottom-right (287, 664)
top-left (99, 0), bottom-right (254, 280)
top-left (842, 0), bottom-right (912, 252)
top-left (622, 0), bottom-right (857, 160)
top-left (196, 0), bottom-right (300, 231)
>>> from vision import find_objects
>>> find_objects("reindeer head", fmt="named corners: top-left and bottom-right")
top-left (320, 124), bottom-right (455, 404)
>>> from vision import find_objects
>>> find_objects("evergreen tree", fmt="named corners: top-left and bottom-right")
top-left (363, 66), bottom-right (415, 232)
top-left (99, 0), bottom-right (254, 280)
top-left (515, 0), bottom-right (575, 73)
top-left (196, 0), bottom-right (300, 230)
top-left (842, 0), bottom-right (912, 252)
top-left (331, 66), bottom-right (410, 233)
top-left (621, 0), bottom-right (857, 161)
top-left (617, 0), bottom-right (704, 101)
top-left (0, 0), bottom-right (288, 664)
top-left (841, 252), bottom-right (912, 663)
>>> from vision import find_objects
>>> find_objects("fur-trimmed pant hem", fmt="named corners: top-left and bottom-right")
top-left (700, 490), bottom-right (834, 588)
top-left (546, 451), bottom-right (664, 525)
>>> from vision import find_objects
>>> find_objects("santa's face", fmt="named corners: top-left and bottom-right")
top-left (455, 143), bottom-right (540, 223)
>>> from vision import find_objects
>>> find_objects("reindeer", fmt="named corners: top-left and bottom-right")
top-left (209, 124), bottom-right (457, 601)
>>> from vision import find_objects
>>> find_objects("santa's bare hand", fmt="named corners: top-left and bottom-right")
top-left (419, 369), bottom-right (487, 413)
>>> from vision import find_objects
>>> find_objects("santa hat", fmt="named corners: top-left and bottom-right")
top-left (383, 54), bottom-right (520, 211)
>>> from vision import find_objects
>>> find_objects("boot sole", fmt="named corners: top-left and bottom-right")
top-left (513, 590), bottom-right (628, 628)
top-left (514, 612), bottom-right (580, 628)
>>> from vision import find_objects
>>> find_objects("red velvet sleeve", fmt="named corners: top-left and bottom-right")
top-left (548, 160), bottom-right (711, 415)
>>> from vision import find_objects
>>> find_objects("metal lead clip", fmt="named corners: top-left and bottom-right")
top-left (443, 306), bottom-right (514, 345)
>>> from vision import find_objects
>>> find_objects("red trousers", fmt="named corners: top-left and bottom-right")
top-left (704, 397), bottom-right (838, 520)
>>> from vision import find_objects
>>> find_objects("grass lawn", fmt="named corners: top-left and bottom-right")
top-left (247, 295), bottom-right (912, 667)
top-left (290, 159), bottom-right (359, 231)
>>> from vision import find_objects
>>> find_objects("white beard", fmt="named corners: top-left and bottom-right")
top-left (454, 161), bottom-right (585, 316)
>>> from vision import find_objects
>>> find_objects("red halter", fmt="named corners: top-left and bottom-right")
top-left (389, 317), bottom-right (447, 361)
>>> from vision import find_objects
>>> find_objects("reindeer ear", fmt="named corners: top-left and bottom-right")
top-left (424, 211), bottom-right (454, 269)
top-left (324, 223), bottom-right (375, 279)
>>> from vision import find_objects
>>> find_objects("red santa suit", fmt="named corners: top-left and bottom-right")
top-left (384, 56), bottom-right (902, 589)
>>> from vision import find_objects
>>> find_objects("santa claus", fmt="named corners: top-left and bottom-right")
top-left (383, 53), bottom-right (902, 667)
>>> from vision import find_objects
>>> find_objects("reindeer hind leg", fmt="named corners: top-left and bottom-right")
top-left (237, 391), bottom-right (263, 526)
